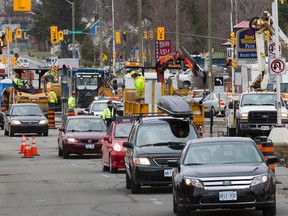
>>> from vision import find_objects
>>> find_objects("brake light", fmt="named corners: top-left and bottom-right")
top-left (220, 100), bottom-right (225, 105)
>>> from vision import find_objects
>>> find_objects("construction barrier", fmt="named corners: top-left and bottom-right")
top-left (67, 109), bottom-right (75, 116)
top-left (261, 141), bottom-right (275, 172)
top-left (48, 108), bottom-right (56, 128)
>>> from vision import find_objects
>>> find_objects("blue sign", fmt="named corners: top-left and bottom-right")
top-left (238, 29), bottom-right (256, 50)
top-left (73, 50), bottom-right (78, 57)
top-left (238, 52), bottom-right (257, 58)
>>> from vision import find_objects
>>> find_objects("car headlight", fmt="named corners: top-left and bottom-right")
top-left (281, 113), bottom-right (287, 120)
top-left (39, 119), bottom-right (48, 124)
top-left (184, 178), bottom-right (204, 188)
top-left (67, 138), bottom-right (77, 143)
top-left (133, 158), bottom-right (151, 166)
top-left (11, 120), bottom-right (21, 125)
top-left (113, 143), bottom-right (122, 152)
top-left (251, 174), bottom-right (268, 186)
top-left (241, 113), bottom-right (248, 120)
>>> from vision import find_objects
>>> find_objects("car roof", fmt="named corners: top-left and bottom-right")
top-left (11, 103), bottom-right (40, 107)
top-left (91, 100), bottom-right (122, 104)
top-left (188, 137), bottom-right (254, 145)
top-left (66, 115), bottom-right (102, 120)
top-left (139, 116), bottom-right (190, 124)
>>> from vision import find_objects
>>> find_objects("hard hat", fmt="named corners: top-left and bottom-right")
top-left (107, 100), bottom-right (112, 104)
top-left (72, 90), bottom-right (76, 95)
top-left (130, 71), bottom-right (136, 77)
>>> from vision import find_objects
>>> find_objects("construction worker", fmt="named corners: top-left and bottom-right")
top-left (13, 73), bottom-right (26, 92)
top-left (102, 100), bottom-right (115, 128)
top-left (130, 71), bottom-right (145, 101)
top-left (68, 90), bottom-right (76, 110)
top-left (48, 87), bottom-right (58, 109)
top-left (44, 69), bottom-right (55, 82)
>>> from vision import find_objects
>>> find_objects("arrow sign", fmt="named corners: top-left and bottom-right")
top-left (214, 76), bottom-right (224, 86)
top-left (270, 58), bottom-right (286, 75)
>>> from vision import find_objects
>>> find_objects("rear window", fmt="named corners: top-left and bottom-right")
top-left (115, 123), bottom-right (133, 138)
top-left (66, 118), bottom-right (106, 132)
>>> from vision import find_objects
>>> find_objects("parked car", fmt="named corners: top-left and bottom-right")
top-left (169, 137), bottom-right (277, 216)
top-left (58, 115), bottom-right (107, 159)
top-left (4, 103), bottom-right (49, 136)
top-left (202, 92), bottom-right (225, 116)
top-left (85, 99), bottom-right (124, 117)
top-left (123, 116), bottom-right (199, 194)
top-left (101, 116), bottom-right (136, 173)
top-left (0, 111), bottom-right (4, 129)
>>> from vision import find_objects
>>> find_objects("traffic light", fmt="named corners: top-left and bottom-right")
top-left (122, 32), bottom-right (126, 42)
top-left (280, 0), bottom-right (285, 4)
top-left (11, 56), bottom-right (16, 65)
top-left (58, 31), bottom-right (64, 41)
top-left (1, 56), bottom-right (6, 65)
top-left (149, 30), bottom-right (153, 40)
top-left (232, 59), bottom-right (237, 68)
top-left (143, 31), bottom-right (147, 39)
top-left (16, 29), bottom-right (22, 39)
top-left (264, 30), bottom-right (270, 41)
top-left (5, 29), bottom-right (13, 43)
top-left (13, 0), bottom-right (31, 12)
top-left (230, 32), bottom-right (235, 46)
top-left (50, 26), bottom-right (58, 44)
top-left (115, 30), bottom-right (121, 44)
top-left (157, 27), bottom-right (165, 41)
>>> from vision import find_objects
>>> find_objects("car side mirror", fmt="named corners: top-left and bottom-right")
top-left (167, 160), bottom-right (179, 167)
top-left (123, 142), bottom-right (133, 148)
top-left (58, 127), bottom-right (65, 132)
top-left (228, 101), bottom-right (233, 109)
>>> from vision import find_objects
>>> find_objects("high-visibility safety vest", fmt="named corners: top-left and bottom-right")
top-left (13, 77), bottom-right (23, 89)
top-left (49, 91), bottom-right (57, 103)
top-left (134, 75), bottom-right (145, 98)
top-left (102, 107), bottom-right (115, 119)
top-left (68, 96), bottom-right (75, 110)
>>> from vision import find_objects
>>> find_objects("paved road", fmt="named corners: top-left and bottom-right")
top-left (0, 126), bottom-right (287, 216)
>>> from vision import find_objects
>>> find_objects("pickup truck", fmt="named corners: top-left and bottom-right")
top-left (227, 91), bottom-right (288, 138)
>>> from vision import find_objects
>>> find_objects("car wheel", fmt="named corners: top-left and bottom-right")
top-left (236, 120), bottom-right (242, 137)
top-left (43, 131), bottom-right (48, 136)
top-left (177, 207), bottom-right (190, 216)
top-left (58, 145), bottom-right (63, 157)
top-left (109, 155), bottom-right (117, 173)
top-left (227, 127), bottom-right (236, 137)
top-left (8, 127), bottom-right (14, 137)
top-left (103, 163), bottom-right (109, 171)
top-left (126, 171), bottom-right (131, 189)
top-left (4, 127), bottom-right (8, 136)
top-left (262, 205), bottom-right (276, 216)
top-left (131, 174), bottom-right (141, 194)
top-left (63, 148), bottom-right (69, 159)
top-left (173, 194), bottom-right (177, 214)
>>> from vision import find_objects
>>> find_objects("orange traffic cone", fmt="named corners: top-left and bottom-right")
top-left (19, 134), bottom-right (26, 154)
top-left (31, 136), bottom-right (40, 156)
top-left (22, 137), bottom-right (34, 158)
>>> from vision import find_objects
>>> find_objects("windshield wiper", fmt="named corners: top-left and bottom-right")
top-left (115, 136), bottom-right (128, 139)
top-left (143, 142), bottom-right (186, 146)
top-left (81, 129), bottom-right (104, 132)
top-left (261, 103), bottom-right (275, 106)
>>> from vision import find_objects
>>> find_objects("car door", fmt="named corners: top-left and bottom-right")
top-left (58, 118), bottom-right (68, 149)
top-left (102, 124), bottom-right (113, 165)
top-left (124, 124), bottom-right (137, 176)
top-left (203, 94), bottom-right (213, 111)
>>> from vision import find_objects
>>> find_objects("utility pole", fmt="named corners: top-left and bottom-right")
top-left (230, 0), bottom-right (235, 93)
top-left (112, 0), bottom-right (116, 74)
top-left (208, 0), bottom-right (213, 91)
top-left (137, 0), bottom-right (143, 65)
top-left (176, 0), bottom-right (179, 50)
top-left (65, 0), bottom-right (76, 58)
top-left (99, 0), bottom-right (103, 67)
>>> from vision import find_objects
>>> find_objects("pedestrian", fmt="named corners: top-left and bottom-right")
top-left (13, 73), bottom-right (26, 92)
top-left (102, 100), bottom-right (116, 128)
top-left (130, 70), bottom-right (145, 101)
top-left (48, 87), bottom-right (58, 109)
top-left (68, 90), bottom-right (76, 111)
top-left (44, 68), bottom-right (55, 82)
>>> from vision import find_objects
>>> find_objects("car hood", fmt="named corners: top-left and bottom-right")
top-left (66, 131), bottom-right (106, 139)
top-left (240, 106), bottom-right (286, 112)
top-left (183, 163), bottom-right (268, 178)
top-left (12, 116), bottom-right (47, 121)
top-left (137, 145), bottom-right (184, 157)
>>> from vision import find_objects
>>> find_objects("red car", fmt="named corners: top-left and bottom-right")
top-left (101, 117), bottom-right (135, 173)
top-left (58, 115), bottom-right (107, 159)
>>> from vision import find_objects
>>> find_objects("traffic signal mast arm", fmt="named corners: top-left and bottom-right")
top-left (155, 46), bottom-right (205, 86)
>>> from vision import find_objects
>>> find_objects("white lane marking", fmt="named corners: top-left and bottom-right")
top-left (71, 164), bottom-right (80, 167)
top-left (100, 174), bottom-right (110, 178)
top-left (150, 198), bottom-right (163, 205)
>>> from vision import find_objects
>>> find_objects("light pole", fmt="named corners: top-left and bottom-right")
top-left (112, 0), bottom-right (116, 74)
top-left (65, 0), bottom-right (76, 58)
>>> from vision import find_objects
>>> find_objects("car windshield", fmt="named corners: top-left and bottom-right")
top-left (11, 106), bottom-right (42, 116)
top-left (115, 123), bottom-right (133, 138)
top-left (184, 141), bottom-right (263, 165)
top-left (66, 118), bottom-right (106, 132)
top-left (91, 102), bottom-right (108, 112)
top-left (241, 94), bottom-right (281, 106)
top-left (136, 120), bottom-right (198, 146)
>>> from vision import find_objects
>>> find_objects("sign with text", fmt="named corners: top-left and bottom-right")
top-left (155, 40), bottom-right (171, 60)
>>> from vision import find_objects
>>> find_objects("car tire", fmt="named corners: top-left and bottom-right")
top-left (227, 127), bottom-right (236, 137)
top-left (262, 205), bottom-right (276, 216)
top-left (63, 148), bottom-right (69, 159)
top-left (58, 145), bottom-right (63, 157)
top-left (8, 127), bottom-right (14, 137)
top-left (131, 174), bottom-right (141, 194)
top-left (103, 164), bottom-right (109, 172)
top-left (126, 171), bottom-right (131, 189)
top-left (173, 194), bottom-right (177, 214)
top-left (43, 131), bottom-right (48, 136)
top-left (236, 120), bottom-right (242, 137)
top-left (177, 207), bottom-right (190, 216)
top-left (109, 155), bottom-right (117, 173)
top-left (4, 127), bottom-right (8, 136)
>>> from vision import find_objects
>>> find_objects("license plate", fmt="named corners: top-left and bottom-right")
top-left (261, 126), bottom-right (269, 130)
top-left (219, 191), bottom-right (237, 201)
top-left (85, 144), bottom-right (95, 149)
top-left (164, 169), bottom-right (173, 177)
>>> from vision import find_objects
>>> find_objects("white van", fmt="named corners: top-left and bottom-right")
top-left (17, 58), bottom-right (30, 67)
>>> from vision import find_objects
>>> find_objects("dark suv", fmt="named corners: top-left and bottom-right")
top-left (123, 116), bottom-right (199, 194)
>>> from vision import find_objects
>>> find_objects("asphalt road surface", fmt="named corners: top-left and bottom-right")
top-left (0, 127), bottom-right (287, 216)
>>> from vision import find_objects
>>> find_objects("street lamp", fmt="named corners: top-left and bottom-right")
top-left (65, 0), bottom-right (76, 58)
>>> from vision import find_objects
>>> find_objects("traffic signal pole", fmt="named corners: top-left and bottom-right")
top-left (230, 0), bottom-right (235, 93)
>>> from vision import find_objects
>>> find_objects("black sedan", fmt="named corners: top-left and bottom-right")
top-left (168, 137), bottom-right (278, 216)
top-left (4, 103), bottom-right (49, 136)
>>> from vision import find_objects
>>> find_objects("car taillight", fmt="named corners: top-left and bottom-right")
top-left (220, 100), bottom-right (225, 105)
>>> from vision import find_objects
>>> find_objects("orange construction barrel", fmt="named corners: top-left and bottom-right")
top-left (48, 108), bottom-right (55, 128)
top-left (67, 109), bottom-right (75, 116)
top-left (261, 141), bottom-right (275, 172)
